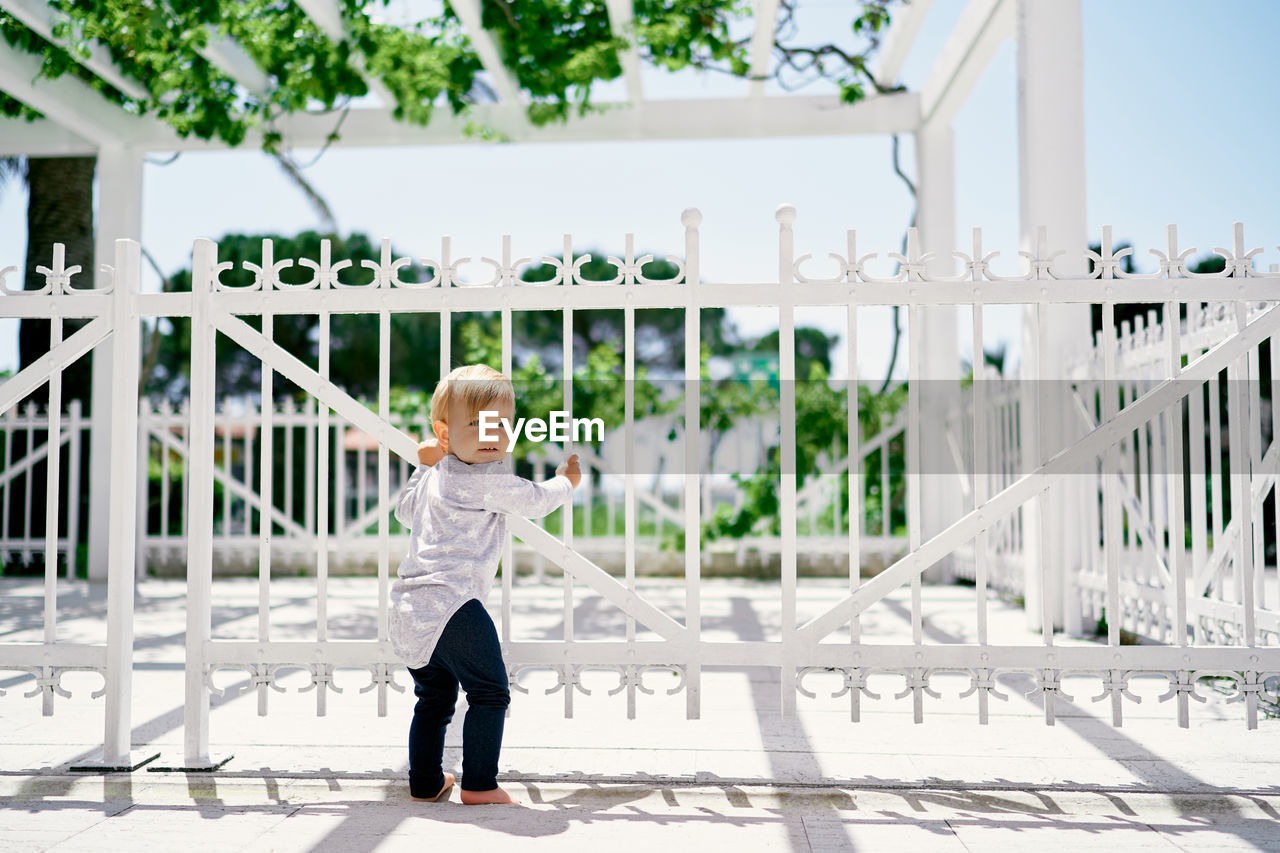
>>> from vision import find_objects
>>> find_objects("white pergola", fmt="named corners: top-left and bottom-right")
top-left (0, 0), bottom-right (1087, 614)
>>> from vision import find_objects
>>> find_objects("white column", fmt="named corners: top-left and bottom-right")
top-left (88, 145), bottom-right (144, 581)
top-left (185, 238), bottom-right (217, 766)
top-left (102, 238), bottom-right (141, 766)
top-left (914, 121), bottom-right (961, 582)
top-left (1016, 0), bottom-right (1090, 632)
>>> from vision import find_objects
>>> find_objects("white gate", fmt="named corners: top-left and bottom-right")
top-left (0, 240), bottom-right (143, 768)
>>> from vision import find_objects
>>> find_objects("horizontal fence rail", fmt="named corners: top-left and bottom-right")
top-left (2, 211), bottom-right (1279, 769)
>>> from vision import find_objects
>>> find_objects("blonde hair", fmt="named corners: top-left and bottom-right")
top-left (430, 364), bottom-right (514, 425)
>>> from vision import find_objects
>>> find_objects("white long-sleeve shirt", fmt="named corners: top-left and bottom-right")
top-left (389, 454), bottom-right (574, 668)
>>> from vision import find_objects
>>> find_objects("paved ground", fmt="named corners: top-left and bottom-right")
top-left (2, 577), bottom-right (1278, 851)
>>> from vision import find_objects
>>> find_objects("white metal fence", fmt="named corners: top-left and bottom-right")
top-left (3, 213), bottom-right (1280, 769)
top-left (124, 399), bottom-right (909, 578)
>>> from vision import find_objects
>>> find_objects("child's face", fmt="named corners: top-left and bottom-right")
top-left (437, 396), bottom-right (514, 464)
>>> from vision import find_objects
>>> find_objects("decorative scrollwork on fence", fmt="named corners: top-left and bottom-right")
top-left (239, 239), bottom-right (294, 291)
top-left (786, 221), bottom-right (1280, 285)
top-left (1088, 668), bottom-right (1142, 705)
top-left (0, 244), bottom-right (89, 295)
top-left (0, 665), bottom-right (107, 709)
top-left (1157, 669), bottom-right (1209, 706)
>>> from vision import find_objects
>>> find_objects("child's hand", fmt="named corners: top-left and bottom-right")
top-left (556, 454), bottom-right (582, 489)
top-left (418, 437), bottom-right (445, 466)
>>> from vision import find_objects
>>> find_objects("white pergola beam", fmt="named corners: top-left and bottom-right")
top-left (294, 0), bottom-right (398, 108)
top-left (873, 0), bottom-right (934, 87)
top-left (195, 30), bottom-right (271, 99)
top-left (124, 92), bottom-right (920, 151)
top-left (920, 0), bottom-right (1013, 126)
top-left (0, 37), bottom-right (175, 147)
top-left (448, 0), bottom-right (522, 106)
top-left (604, 0), bottom-right (643, 102)
top-left (0, 0), bottom-right (151, 101)
top-left (0, 118), bottom-right (95, 156)
top-left (748, 0), bottom-right (780, 97)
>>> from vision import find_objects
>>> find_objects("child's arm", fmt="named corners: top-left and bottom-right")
top-left (483, 454), bottom-right (580, 518)
top-left (396, 438), bottom-right (445, 525)
top-left (394, 466), bottom-right (430, 527)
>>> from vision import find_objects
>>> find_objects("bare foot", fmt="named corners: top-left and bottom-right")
top-left (460, 786), bottom-right (519, 805)
top-left (411, 772), bottom-right (454, 802)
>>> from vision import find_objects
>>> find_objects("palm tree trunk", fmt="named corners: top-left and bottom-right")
top-left (8, 156), bottom-right (95, 569)
top-left (20, 157), bottom-right (96, 405)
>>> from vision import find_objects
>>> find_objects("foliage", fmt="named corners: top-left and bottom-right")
top-left (0, 1), bottom-right (898, 148)
top-left (705, 361), bottom-right (908, 540)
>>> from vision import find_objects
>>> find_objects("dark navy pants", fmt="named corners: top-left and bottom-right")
top-left (407, 599), bottom-right (510, 796)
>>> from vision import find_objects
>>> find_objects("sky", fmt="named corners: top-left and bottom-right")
top-left (1, 0), bottom-right (1278, 383)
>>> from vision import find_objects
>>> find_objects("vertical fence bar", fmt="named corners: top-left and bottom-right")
top-left (500, 254), bottom-right (514, 648)
top-left (683, 209), bottom-right (702, 720)
top-left (378, 307), bottom-right (391, 644)
top-left (1036, 292), bottom-right (1055, 653)
top-left (243, 396), bottom-right (254, 541)
top-left (1188, 305), bottom-right (1209, 643)
top-left (377, 304), bottom-right (391, 716)
top-left (1101, 300), bottom-right (1123, 647)
top-left (905, 294), bottom-right (924, 655)
top-left (22, 405), bottom-right (33, 558)
top-left (258, 304), bottom-right (274, 718)
top-left (159, 404), bottom-right (171, 551)
top-left (334, 411), bottom-right (346, 562)
top-left (972, 296), bottom-right (991, 658)
top-left (66, 398), bottom-right (82, 575)
top-left (220, 398), bottom-right (231, 549)
top-left (316, 309), bottom-right (331, 716)
top-left (134, 402), bottom-right (147, 579)
top-left (284, 399), bottom-right (295, 530)
top-left (561, 234), bottom-right (575, 718)
top-left (1228, 304), bottom-right (1257, 651)
top-left (102, 238), bottom-right (141, 765)
top-left (180, 399), bottom-right (190, 546)
top-left (1103, 303), bottom-right (1125, 727)
top-left (185, 238), bottom-right (218, 766)
top-left (845, 229), bottom-right (864, 722)
top-left (440, 236), bottom-right (452, 376)
top-left (777, 205), bottom-right (798, 719)
top-left (305, 399), bottom-right (315, 546)
top-left (880, 412), bottom-right (890, 539)
top-left (356, 422), bottom-right (367, 535)
top-left (847, 239), bottom-right (862, 649)
top-left (1164, 298), bottom-right (1189, 726)
top-left (624, 264), bottom-right (637, 718)
top-left (42, 313), bottom-right (64, 716)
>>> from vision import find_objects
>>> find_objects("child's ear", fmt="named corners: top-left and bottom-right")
top-left (433, 419), bottom-right (449, 449)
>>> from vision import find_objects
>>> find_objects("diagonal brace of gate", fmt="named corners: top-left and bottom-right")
top-left (147, 426), bottom-right (313, 543)
top-left (0, 317), bottom-right (109, 415)
top-left (799, 301), bottom-right (1280, 645)
top-left (213, 310), bottom-right (687, 642)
